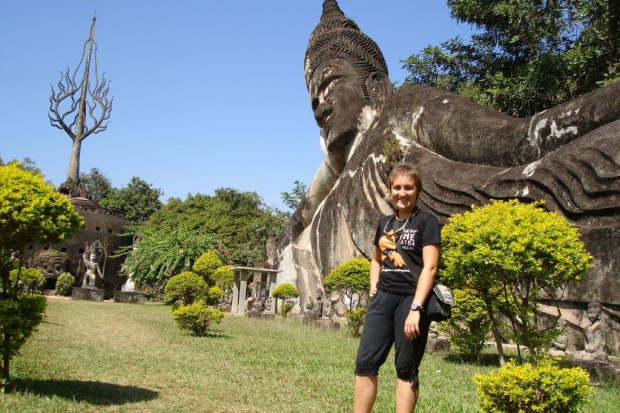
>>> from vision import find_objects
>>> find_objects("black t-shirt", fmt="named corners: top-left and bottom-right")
top-left (374, 209), bottom-right (441, 294)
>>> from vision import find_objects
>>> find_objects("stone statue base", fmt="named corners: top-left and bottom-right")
top-left (247, 312), bottom-right (276, 320)
top-left (565, 358), bottom-right (619, 386)
top-left (303, 317), bottom-right (341, 331)
top-left (72, 287), bottom-right (104, 301)
top-left (114, 291), bottom-right (146, 304)
top-left (425, 337), bottom-right (451, 355)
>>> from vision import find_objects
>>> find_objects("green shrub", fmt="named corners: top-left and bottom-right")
top-left (164, 271), bottom-right (208, 305)
top-left (54, 272), bottom-right (75, 296)
top-left (10, 268), bottom-right (46, 294)
top-left (211, 265), bottom-right (234, 291)
top-left (474, 358), bottom-right (593, 413)
top-left (280, 303), bottom-right (295, 318)
top-left (324, 257), bottom-right (369, 310)
top-left (346, 308), bottom-right (367, 338)
top-left (172, 302), bottom-right (224, 336)
top-left (272, 283), bottom-right (299, 318)
top-left (206, 286), bottom-right (225, 305)
top-left (445, 288), bottom-right (491, 359)
top-left (442, 200), bottom-right (592, 364)
top-left (0, 295), bottom-right (46, 384)
top-left (192, 251), bottom-right (223, 283)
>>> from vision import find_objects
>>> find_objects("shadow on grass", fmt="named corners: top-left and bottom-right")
top-left (12, 379), bottom-right (158, 405)
top-left (183, 331), bottom-right (232, 339)
top-left (443, 353), bottom-right (502, 367)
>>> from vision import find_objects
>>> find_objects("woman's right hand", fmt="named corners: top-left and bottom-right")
top-left (369, 285), bottom-right (377, 298)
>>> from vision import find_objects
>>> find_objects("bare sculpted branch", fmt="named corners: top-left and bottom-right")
top-left (48, 17), bottom-right (113, 187)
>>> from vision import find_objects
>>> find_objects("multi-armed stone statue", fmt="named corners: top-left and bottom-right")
top-left (277, 0), bottom-right (620, 349)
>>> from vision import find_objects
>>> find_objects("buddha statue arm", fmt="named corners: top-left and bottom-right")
top-left (392, 81), bottom-right (620, 168)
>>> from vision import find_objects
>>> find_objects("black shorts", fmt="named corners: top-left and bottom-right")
top-left (355, 289), bottom-right (431, 382)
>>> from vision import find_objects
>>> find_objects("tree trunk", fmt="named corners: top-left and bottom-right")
top-left (66, 138), bottom-right (82, 182)
top-left (485, 300), bottom-right (506, 366)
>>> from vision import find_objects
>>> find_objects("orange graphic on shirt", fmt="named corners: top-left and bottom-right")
top-left (378, 230), bottom-right (406, 267)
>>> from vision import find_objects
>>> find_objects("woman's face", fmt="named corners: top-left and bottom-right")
top-left (390, 175), bottom-right (418, 214)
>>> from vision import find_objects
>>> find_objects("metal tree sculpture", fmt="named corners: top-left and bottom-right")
top-left (49, 17), bottom-right (113, 197)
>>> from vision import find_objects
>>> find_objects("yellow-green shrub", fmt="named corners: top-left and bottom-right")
top-left (164, 271), bottom-right (208, 305)
top-left (211, 265), bottom-right (233, 291)
top-left (445, 288), bottom-right (491, 359)
top-left (206, 286), bottom-right (225, 305)
top-left (346, 308), bottom-right (367, 338)
top-left (55, 272), bottom-right (75, 296)
top-left (271, 283), bottom-right (299, 318)
top-left (10, 268), bottom-right (45, 294)
top-left (172, 302), bottom-right (224, 336)
top-left (473, 358), bottom-right (592, 412)
top-left (192, 251), bottom-right (222, 283)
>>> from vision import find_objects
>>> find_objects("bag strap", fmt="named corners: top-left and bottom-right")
top-left (395, 237), bottom-right (424, 284)
top-left (397, 238), bottom-right (456, 307)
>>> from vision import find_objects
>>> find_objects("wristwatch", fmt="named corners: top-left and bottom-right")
top-left (410, 303), bottom-right (424, 311)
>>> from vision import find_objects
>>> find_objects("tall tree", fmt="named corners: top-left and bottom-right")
top-left (48, 17), bottom-right (113, 196)
top-left (79, 167), bottom-right (112, 203)
top-left (99, 177), bottom-right (163, 223)
top-left (0, 163), bottom-right (83, 384)
top-left (402, 0), bottom-right (620, 117)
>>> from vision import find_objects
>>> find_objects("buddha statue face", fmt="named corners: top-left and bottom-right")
top-left (309, 58), bottom-right (368, 159)
top-left (586, 302), bottom-right (602, 323)
top-left (33, 253), bottom-right (69, 279)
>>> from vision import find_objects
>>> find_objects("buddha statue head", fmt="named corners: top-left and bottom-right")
top-left (305, 0), bottom-right (392, 164)
top-left (586, 302), bottom-right (602, 323)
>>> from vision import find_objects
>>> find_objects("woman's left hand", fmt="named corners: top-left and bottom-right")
top-left (404, 310), bottom-right (421, 340)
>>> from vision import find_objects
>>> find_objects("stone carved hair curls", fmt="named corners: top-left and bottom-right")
top-left (304, 0), bottom-right (388, 100)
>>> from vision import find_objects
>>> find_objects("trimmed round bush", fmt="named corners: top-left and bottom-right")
top-left (55, 272), bottom-right (75, 296)
top-left (164, 271), bottom-right (208, 305)
top-left (474, 359), bottom-right (593, 412)
top-left (172, 302), bottom-right (224, 336)
top-left (271, 283), bottom-right (299, 318)
top-left (206, 286), bottom-right (225, 305)
top-left (193, 251), bottom-right (223, 282)
top-left (324, 257), bottom-right (369, 310)
top-left (211, 265), bottom-right (234, 291)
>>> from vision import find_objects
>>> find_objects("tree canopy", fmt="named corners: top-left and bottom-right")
top-left (402, 0), bottom-right (620, 117)
top-left (0, 163), bottom-right (83, 293)
top-left (79, 167), bottom-right (112, 203)
top-left (148, 188), bottom-right (286, 266)
top-left (99, 176), bottom-right (163, 222)
top-left (441, 200), bottom-right (592, 364)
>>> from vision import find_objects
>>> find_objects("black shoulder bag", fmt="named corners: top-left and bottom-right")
top-left (396, 241), bottom-right (455, 322)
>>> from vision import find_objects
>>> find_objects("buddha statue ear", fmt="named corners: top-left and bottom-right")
top-left (366, 72), bottom-right (392, 112)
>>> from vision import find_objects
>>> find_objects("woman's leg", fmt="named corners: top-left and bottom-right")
top-left (354, 290), bottom-right (397, 411)
top-left (354, 375), bottom-right (378, 413)
top-left (395, 378), bottom-right (419, 412)
top-left (393, 295), bottom-right (430, 412)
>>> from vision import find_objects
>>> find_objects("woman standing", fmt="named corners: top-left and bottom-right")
top-left (354, 164), bottom-right (441, 412)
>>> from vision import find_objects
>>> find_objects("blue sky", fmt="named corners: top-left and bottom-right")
top-left (0, 0), bottom-right (475, 210)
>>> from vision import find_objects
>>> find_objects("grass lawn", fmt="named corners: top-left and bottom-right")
top-left (1, 297), bottom-right (618, 412)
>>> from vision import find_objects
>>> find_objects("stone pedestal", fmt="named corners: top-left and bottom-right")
top-left (565, 358), bottom-right (620, 386)
top-left (303, 317), bottom-right (341, 331)
top-left (72, 287), bottom-right (104, 301)
top-left (425, 337), bottom-right (451, 355)
top-left (114, 291), bottom-right (146, 304)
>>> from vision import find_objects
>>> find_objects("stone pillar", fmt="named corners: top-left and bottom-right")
top-left (231, 270), bottom-right (240, 314)
top-left (238, 269), bottom-right (249, 315)
top-left (267, 273), bottom-right (277, 313)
